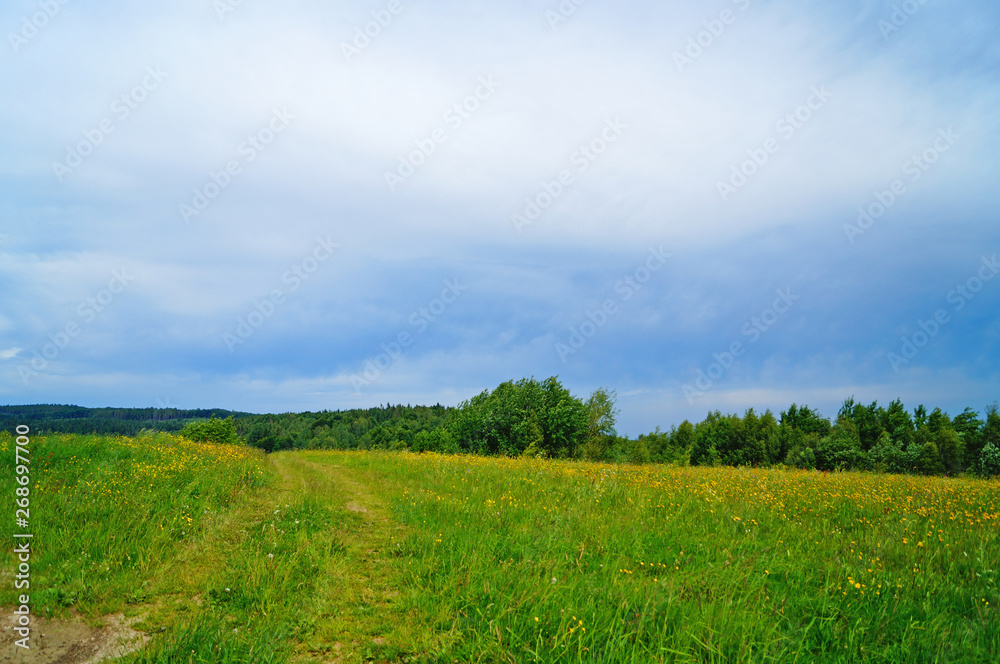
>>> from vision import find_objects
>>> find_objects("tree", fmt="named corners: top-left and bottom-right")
top-left (448, 376), bottom-right (587, 458)
top-left (736, 409), bottom-right (766, 466)
top-left (180, 415), bottom-right (240, 446)
top-left (537, 377), bottom-right (589, 458)
top-left (977, 404), bottom-right (1000, 470)
top-left (851, 401), bottom-right (884, 451)
top-left (581, 388), bottom-right (618, 460)
top-left (781, 404), bottom-right (832, 438)
top-left (814, 417), bottom-right (863, 471)
top-left (881, 399), bottom-right (914, 449)
top-left (692, 411), bottom-right (738, 466)
top-left (975, 442), bottom-right (1000, 478)
top-left (246, 420), bottom-right (279, 452)
top-left (934, 427), bottom-right (964, 475)
top-left (952, 407), bottom-right (984, 468)
top-left (867, 431), bottom-right (899, 473)
top-left (916, 440), bottom-right (945, 475)
top-left (671, 420), bottom-right (696, 464)
top-left (927, 407), bottom-right (951, 433)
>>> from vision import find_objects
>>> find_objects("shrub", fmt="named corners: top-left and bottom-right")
top-left (813, 418), bottom-right (862, 471)
top-left (180, 416), bottom-right (240, 446)
top-left (975, 442), bottom-right (1000, 478)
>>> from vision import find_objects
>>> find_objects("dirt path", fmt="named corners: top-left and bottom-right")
top-left (2, 453), bottom-right (421, 664)
top-left (0, 613), bottom-right (147, 664)
top-left (269, 453), bottom-right (422, 663)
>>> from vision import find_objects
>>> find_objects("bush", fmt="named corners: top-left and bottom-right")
top-left (180, 416), bottom-right (240, 446)
top-left (975, 442), bottom-right (1000, 478)
top-left (448, 377), bottom-right (587, 458)
top-left (916, 441), bottom-right (945, 475)
top-left (813, 418), bottom-right (862, 471)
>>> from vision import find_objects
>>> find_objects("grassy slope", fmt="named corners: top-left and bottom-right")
top-left (313, 451), bottom-right (1000, 663)
top-left (3, 434), bottom-right (998, 662)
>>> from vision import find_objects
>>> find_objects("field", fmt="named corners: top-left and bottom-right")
top-left (2, 432), bottom-right (998, 663)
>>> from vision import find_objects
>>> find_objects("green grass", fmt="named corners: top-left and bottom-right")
top-left (1, 431), bottom-right (266, 615)
top-left (312, 451), bottom-right (1000, 663)
top-left (2, 434), bottom-right (998, 662)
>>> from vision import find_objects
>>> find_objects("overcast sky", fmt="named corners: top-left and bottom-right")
top-left (2, 0), bottom-right (998, 435)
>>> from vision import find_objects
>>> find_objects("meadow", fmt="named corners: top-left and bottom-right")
top-left (2, 432), bottom-right (998, 662)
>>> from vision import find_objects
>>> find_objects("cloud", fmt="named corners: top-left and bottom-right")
top-left (1, 0), bottom-right (998, 431)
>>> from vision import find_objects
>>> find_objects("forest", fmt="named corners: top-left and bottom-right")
top-left (5, 377), bottom-right (1000, 477)
top-left (0, 404), bottom-right (250, 436)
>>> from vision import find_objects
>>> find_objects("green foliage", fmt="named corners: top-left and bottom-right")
top-left (916, 440), bottom-right (946, 475)
top-left (935, 427), bottom-right (965, 475)
top-left (691, 411), bottom-right (736, 466)
top-left (954, 407), bottom-right (985, 466)
top-left (127, 612), bottom-right (290, 664)
top-left (180, 415), bottom-right (240, 446)
top-left (7, 393), bottom-right (998, 477)
top-left (781, 403), bottom-right (832, 438)
top-left (0, 404), bottom-right (250, 436)
top-left (631, 423), bottom-right (691, 466)
top-left (0, 431), bottom-right (266, 619)
top-left (975, 442), bottom-right (1000, 478)
top-left (813, 417), bottom-right (863, 471)
top-left (981, 404), bottom-right (1000, 456)
top-left (448, 376), bottom-right (587, 458)
top-left (580, 387), bottom-right (619, 460)
top-left (329, 451), bottom-right (1000, 662)
top-left (867, 431), bottom-right (904, 473)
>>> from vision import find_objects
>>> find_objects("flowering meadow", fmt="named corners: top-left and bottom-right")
top-left (318, 451), bottom-right (1000, 662)
top-left (0, 431), bottom-right (266, 616)
top-left (2, 434), bottom-right (997, 662)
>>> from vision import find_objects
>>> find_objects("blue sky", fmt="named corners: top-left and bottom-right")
top-left (2, 0), bottom-right (998, 435)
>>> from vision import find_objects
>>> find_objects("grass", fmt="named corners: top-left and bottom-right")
top-left (316, 451), bottom-right (1000, 663)
top-left (2, 433), bottom-right (998, 662)
top-left (1, 431), bottom-right (266, 615)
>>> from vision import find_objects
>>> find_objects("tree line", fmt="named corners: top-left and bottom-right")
top-left (6, 380), bottom-right (1000, 477)
top-left (0, 404), bottom-right (248, 436)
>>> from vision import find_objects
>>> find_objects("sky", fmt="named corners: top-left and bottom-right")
top-left (1, 0), bottom-right (998, 436)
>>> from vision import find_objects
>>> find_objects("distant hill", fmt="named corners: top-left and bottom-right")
top-left (0, 404), bottom-right (254, 436)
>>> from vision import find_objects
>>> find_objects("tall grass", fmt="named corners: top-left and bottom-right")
top-left (4, 433), bottom-right (996, 662)
top-left (1, 432), bottom-right (359, 662)
top-left (0, 431), bottom-right (266, 616)
top-left (318, 451), bottom-right (999, 663)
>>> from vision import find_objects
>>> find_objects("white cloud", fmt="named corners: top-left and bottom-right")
top-left (1, 0), bottom-right (998, 420)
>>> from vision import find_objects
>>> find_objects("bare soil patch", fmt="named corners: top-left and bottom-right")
top-left (2, 613), bottom-right (147, 664)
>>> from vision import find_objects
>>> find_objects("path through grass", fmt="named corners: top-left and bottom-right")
top-left (4, 434), bottom-right (998, 662)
